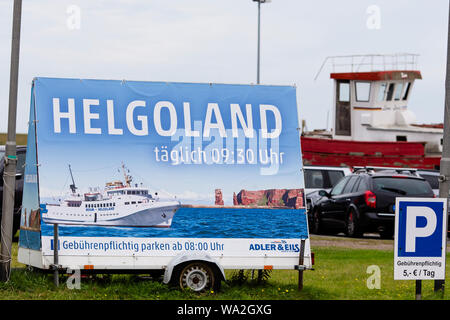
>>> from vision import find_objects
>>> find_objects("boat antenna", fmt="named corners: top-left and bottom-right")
top-left (68, 164), bottom-right (77, 194)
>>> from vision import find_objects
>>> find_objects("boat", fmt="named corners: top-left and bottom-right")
top-left (301, 53), bottom-right (443, 170)
top-left (41, 163), bottom-right (181, 227)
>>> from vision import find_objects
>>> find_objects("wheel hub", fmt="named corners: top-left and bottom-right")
top-left (183, 267), bottom-right (209, 291)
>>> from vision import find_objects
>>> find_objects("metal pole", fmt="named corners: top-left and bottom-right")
top-left (298, 239), bottom-right (306, 291)
top-left (53, 224), bottom-right (59, 287)
top-left (257, 0), bottom-right (261, 84)
top-left (415, 280), bottom-right (422, 300)
top-left (0, 0), bottom-right (22, 282)
top-left (435, 1), bottom-right (450, 293)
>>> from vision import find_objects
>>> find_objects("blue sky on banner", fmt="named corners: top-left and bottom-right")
top-left (34, 78), bottom-right (303, 205)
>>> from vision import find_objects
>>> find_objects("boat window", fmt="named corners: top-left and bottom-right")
top-left (338, 82), bottom-right (350, 102)
top-left (125, 202), bottom-right (130, 205)
top-left (131, 201), bottom-right (136, 204)
top-left (355, 82), bottom-right (371, 102)
top-left (394, 82), bottom-right (403, 100)
top-left (386, 83), bottom-right (395, 101)
top-left (377, 83), bottom-right (387, 101)
top-left (402, 82), bottom-right (411, 100)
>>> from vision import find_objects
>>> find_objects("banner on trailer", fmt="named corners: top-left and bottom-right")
top-left (20, 77), bottom-right (306, 258)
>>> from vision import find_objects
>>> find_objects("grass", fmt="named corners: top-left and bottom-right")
top-left (1, 242), bottom-right (450, 300)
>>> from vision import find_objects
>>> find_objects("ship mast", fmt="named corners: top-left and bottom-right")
top-left (121, 162), bottom-right (132, 187)
top-left (68, 164), bottom-right (77, 194)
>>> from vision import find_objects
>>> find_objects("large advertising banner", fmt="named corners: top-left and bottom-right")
top-left (19, 77), bottom-right (307, 266)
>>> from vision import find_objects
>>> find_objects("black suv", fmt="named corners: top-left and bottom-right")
top-left (0, 145), bottom-right (27, 238)
top-left (310, 168), bottom-right (435, 238)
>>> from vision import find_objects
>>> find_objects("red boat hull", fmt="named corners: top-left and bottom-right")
top-left (301, 136), bottom-right (440, 170)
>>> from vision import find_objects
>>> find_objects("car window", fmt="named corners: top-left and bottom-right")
top-left (330, 176), bottom-right (351, 196)
top-left (304, 169), bottom-right (325, 188)
top-left (372, 177), bottom-right (432, 195)
top-left (420, 174), bottom-right (439, 190)
top-left (17, 151), bottom-right (26, 175)
top-left (328, 171), bottom-right (345, 187)
top-left (351, 177), bottom-right (361, 193)
top-left (342, 176), bottom-right (358, 194)
top-left (357, 178), bottom-right (368, 192)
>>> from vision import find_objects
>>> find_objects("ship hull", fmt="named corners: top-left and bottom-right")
top-left (42, 201), bottom-right (181, 228)
top-left (301, 136), bottom-right (441, 169)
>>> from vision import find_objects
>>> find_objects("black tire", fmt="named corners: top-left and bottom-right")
top-left (177, 262), bottom-right (218, 292)
top-left (311, 208), bottom-right (322, 234)
top-left (379, 228), bottom-right (393, 239)
top-left (345, 209), bottom-right (362, 238)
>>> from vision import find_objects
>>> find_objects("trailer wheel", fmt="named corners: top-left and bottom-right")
top-left (178, 262), bottom-right (216, 292)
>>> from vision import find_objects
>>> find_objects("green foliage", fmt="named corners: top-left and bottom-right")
top-left (257, 195), bottom-right (268, 206)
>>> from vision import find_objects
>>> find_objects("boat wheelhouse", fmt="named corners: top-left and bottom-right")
top-left (302, 54), bottom-right (443, 169)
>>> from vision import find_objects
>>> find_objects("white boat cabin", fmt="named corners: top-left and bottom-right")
top-left (323, 54), bottom-right (443, 154)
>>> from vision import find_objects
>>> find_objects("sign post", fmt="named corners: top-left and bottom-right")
top-left (394, 198), bottom-right (448, 299)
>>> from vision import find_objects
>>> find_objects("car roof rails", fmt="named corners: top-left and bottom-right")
top-left (352, 166), bottom-right (418, 175)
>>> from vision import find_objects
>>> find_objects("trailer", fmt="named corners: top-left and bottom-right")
top-left (18, 77), bottom-right (312, 291)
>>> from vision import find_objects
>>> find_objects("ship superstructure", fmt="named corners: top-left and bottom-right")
top-left (42, 163), bottom-right (180, 227)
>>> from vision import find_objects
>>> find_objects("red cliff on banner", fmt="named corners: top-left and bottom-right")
top-left (233, 189), bottom-right (304, 209)
top-left (215, 189), bottom-right (224, 206)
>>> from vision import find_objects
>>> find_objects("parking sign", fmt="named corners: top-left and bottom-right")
top-left (394, 198), bottom-right (447, 280)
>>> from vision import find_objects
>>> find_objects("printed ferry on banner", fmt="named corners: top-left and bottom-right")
top-left (41, 163), bottom-right (181, 227)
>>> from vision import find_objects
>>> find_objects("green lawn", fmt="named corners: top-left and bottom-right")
top-left (1, 242), bottom-right (449, 300)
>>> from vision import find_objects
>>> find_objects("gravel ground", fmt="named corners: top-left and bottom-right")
top-left (310, 234), bottom-right (394, 251)
top-left (311, 234), bottom-right (450, 251)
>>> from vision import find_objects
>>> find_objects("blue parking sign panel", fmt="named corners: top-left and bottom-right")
top-left (394, 198), bottom-right (447, 280)
top-left (397, 201), bottom-right (444, 257)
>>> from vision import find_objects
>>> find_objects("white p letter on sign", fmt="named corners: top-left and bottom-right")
top-left (405, 206), bottom-right (437, 253)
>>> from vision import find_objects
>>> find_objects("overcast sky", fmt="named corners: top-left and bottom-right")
top-left (0, 0), bottom-right (448, 134)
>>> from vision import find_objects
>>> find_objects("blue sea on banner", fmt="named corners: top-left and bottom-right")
top-left (41, 207), bottom-right (308, 239)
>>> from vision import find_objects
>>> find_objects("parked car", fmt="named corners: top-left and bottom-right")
top-left (0, 145), bottom-right (27, 239)
top-left (416, 169), bottom-right (440, 196)
top-left (304, 165), bottom-right (352, 213)
top-left (310, 168), bottom-right (435, 239)
top-left (353, 166), bottom-right (440, 196)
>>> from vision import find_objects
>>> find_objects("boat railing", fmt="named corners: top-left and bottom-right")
top-left (314, 53), bottom-right (420, 80)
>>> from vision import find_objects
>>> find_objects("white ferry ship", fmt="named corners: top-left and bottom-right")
top-left (41, 164), bottom-right (181, 227)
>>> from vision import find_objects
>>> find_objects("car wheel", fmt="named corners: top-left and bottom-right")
top-left (345, 209), bottom-right (362, 238)
top-left (311, 209), bottom-right (322, 234)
